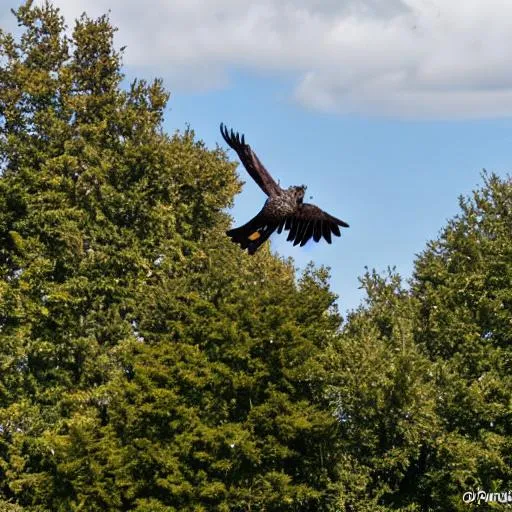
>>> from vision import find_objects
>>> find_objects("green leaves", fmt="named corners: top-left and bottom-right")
top-left (0, 2), bottom-right (343, 510)
top-left (2, 2), bottom-right (511, 511)
top-left (324, 173), bottom-right (512, 511)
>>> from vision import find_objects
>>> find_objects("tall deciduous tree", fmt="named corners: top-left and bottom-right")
top-left (327, 173), bottom-right (512, 511)
top-left (0, 2), bottom-right (347, 510)
top-left (2, 2), bottom-right (511, 511)
top-left (411, 172), bottom-right (512, 510)
top-left (326, 269), bottom-right (439, 511)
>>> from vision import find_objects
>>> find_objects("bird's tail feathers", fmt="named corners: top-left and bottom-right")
top-left (226, 215), bottom-right (277, 255)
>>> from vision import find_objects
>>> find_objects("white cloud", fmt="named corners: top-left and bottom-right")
top-left (8, 0), bottom-right (512, 118)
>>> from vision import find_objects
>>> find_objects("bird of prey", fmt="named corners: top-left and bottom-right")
top-left (220, 123), bottom-right (349, 255)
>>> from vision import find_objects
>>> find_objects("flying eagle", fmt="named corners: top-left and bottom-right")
top-left (221, 123), bottom-right (349, 255)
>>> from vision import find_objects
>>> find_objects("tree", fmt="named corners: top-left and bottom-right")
top-left (0, 2), bottom-right (347, 510)
top-left (3, 2), bottom-right (510, 511)
top-left (411, 172), bottom-right (512, 510)
top-left (325, 269), bottom-right (439, 511)
top-left (327, 173), bottom-right (512, 511)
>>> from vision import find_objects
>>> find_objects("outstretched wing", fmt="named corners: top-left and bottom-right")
top-left (284, 203), bottom-right (349, 247)
top-left (220, 123), bottom-right (282, 197)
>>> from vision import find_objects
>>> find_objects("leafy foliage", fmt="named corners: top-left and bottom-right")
top-left (411, 172), bottom-right (512, 509)
top-left (325, 270), bottom-right (439, 511)
top-left (0, 2), bottom-right (343, 510)
top-left (1, 2), bottom-right (511, 511)
top-left (327, 173), bottom-right (512, 511)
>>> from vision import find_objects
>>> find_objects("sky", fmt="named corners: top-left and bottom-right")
top-left (2, 0), bottom-right (512, 313)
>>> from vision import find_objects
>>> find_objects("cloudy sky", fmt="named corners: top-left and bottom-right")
top-left (3, 0), bottom-right (512, 312)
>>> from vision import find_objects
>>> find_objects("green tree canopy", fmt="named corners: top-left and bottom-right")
top-left (411, 172), bottom-right (512, 509)
top-left (327, 172), bottom-right (512, 511)
top-left (1, 2), bottom-right (511, 512)
top-left (0, 2), bottom-right (347, 510)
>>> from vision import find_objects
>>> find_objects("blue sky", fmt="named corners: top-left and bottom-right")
top-left (3, 0), bottom-right (512, 313)
top-left (164, 75), bottom-right (512, 312)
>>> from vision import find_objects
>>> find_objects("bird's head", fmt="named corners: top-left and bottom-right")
top-left (290, 185), bottom-right (306, 204)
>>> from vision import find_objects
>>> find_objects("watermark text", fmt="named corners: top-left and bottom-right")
top-left (463, 490), bottom-right (512, 504)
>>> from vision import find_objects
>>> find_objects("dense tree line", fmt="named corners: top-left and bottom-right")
top-left (0, 2), bottom-right (510, 510)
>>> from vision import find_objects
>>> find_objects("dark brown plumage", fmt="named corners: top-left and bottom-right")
top-left (221, 123), bottom-right (349, 254)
